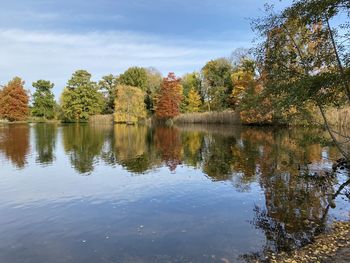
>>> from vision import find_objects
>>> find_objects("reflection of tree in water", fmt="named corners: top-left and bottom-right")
top-left (112, 125), bottom-right (160, 173)
top-left (202, 134), bottom-right (237, 180)
top-left (176, 126), bottom-right (347, 259)
top-left (242, 178), bottom-right (350, 262)
top-left (0, 124), bottom-right (30, 168)
top-left (234, 128), bottom-right (348, 261)
top-left (63, 124), bottom-right (108, 174)
top-left (181, 131), bottom-right (204, 168)
top-left (34, 124), bottom-right (57, 165)
top-left (154, 126), bottom-right (183, 171)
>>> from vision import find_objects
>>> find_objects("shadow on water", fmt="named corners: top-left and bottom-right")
top-left (0, 123), bottom-right (348, 262)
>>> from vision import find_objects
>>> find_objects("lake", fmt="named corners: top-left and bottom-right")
top-left (0, 123), bottom-right (349, 263)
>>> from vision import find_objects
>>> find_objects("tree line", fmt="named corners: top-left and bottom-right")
top-left (0, 0), bottom-right (349, 129)
top-left (0, 57), bottom-right (258, 123)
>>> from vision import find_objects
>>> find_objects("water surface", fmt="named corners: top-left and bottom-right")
top-left (0, 123), bottom-right (349, 262)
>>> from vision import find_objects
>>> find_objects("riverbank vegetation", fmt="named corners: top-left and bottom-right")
top-left (0, 0), bottom-right (349, 157)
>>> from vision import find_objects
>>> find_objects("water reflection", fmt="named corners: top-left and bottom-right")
top-left (0, 123), bottom-right (348, 262)
top-left (0, 124), bottom-right (30, 168)
top-left (154, 126), bottom-right (183, 171)
top-left (34, 124), bottom-right (57, 165)
top-left (62, 124), bottom-right (109, 174)
top-left (113, 124), bottom-right (158, 173)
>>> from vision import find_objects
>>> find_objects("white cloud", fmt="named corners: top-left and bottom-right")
top-left (0, 28), bottom-right (251, 97)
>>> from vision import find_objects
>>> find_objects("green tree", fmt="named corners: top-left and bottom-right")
top-left (201, 58), bottom-right (233, 111)
top-left (181, 72), bottom-right (202, 98)
top-left (114, 85), bottom-right (147, 124)
top-left (145, 67), bottom-right (163, 113)
top-left (98, 74), bottom-right (118, 114)
top-left (119, 67), bottom-right (148, 91)
top-left (31, 80), bottom-right (56, 119)
top-left (60, 70), bottom-right (104, 122)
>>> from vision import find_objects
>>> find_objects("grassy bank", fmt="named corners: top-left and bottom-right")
top-left (174, 111), bottom-right (241, 125)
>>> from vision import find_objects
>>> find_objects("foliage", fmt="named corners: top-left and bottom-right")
top-left (118, 67), bottom-right (163, 114)
top-left (32, 80), bottom-right (56, 119)
top-left (98, 74), bottom-right (118, 114)
top-left (181, 72), bottom-right (202, 112)
top-left (119, 67), bottom-right (148, 91)
top-left (230, 60), bottom-right (256, 109)
top-left (0, 77), bottom-right (29, 121)
top-left (253, 2), bottom-right (350, 109)
top-left (181, 72), bottom-right (202, 97)
top-left (186, 88), bottom-right (202, 113)
top-left (201, 58), bottom-right (233, 111)
top-left (114, 85), bottom-right (147, 124)
top-left (60, 70), bottom-right (104, 122)
top-left (145, 67), bottom-right (163, 113)
top-left (252, 0), bottom-right (350, 157)
top-left (155, 73), bottom-right (183, 120)
top-left (239, 84), bottom-right (274, 125)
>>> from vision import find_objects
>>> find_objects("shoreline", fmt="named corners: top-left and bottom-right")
top-left (266, 221), bottom-right (350, 263)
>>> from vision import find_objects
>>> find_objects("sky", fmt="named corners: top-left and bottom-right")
top-left (0, 0), bottom-right (290, 97)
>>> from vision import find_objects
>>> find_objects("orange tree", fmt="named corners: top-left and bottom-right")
top-left (155, 73), bottom-right (183, 120)
top-left (0, 77), bottom-right (29, 121)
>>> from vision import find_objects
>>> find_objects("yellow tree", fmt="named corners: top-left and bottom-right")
top-left (186, 88), bottom-right (201, 113)
top-left (230, 66), bottom-right (254, 109)
top-left (114, 85), bottom-right (147, 124)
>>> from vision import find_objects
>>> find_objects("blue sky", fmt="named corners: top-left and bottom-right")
top-left (0, 0), bottom-right (290, 97)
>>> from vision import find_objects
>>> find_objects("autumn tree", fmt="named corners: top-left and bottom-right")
top-left (186, 88), bottom-right (202, 113)
top-left (0, 77), bottom-right (29, 121)
top-left (98, 74), bottom-right (118, 114)
top-left (32, 80), bottom-right (56, 119)
top-left (253, 2), bottom-right (350, 157)
top-left (155, 73), bottom-right (183, 120)
top-left (60, 70), bottom-right (104, 122)
top-left (114, 85), bottom-right (147, 124)
top-left (230, 59), bottom-right (256, 109)
top-left (181, 72), bottom-right (202, 112)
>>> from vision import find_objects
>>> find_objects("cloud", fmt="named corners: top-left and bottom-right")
top-left (0, 28), bottom-right (251, 97)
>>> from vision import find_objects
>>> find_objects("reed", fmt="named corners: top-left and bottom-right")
top-left (174, 111), bottom-right (241, 125)
top-left (89, 114), bottom-right (114, 124)
top-left (325, 107), bottom-right (350, 128)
